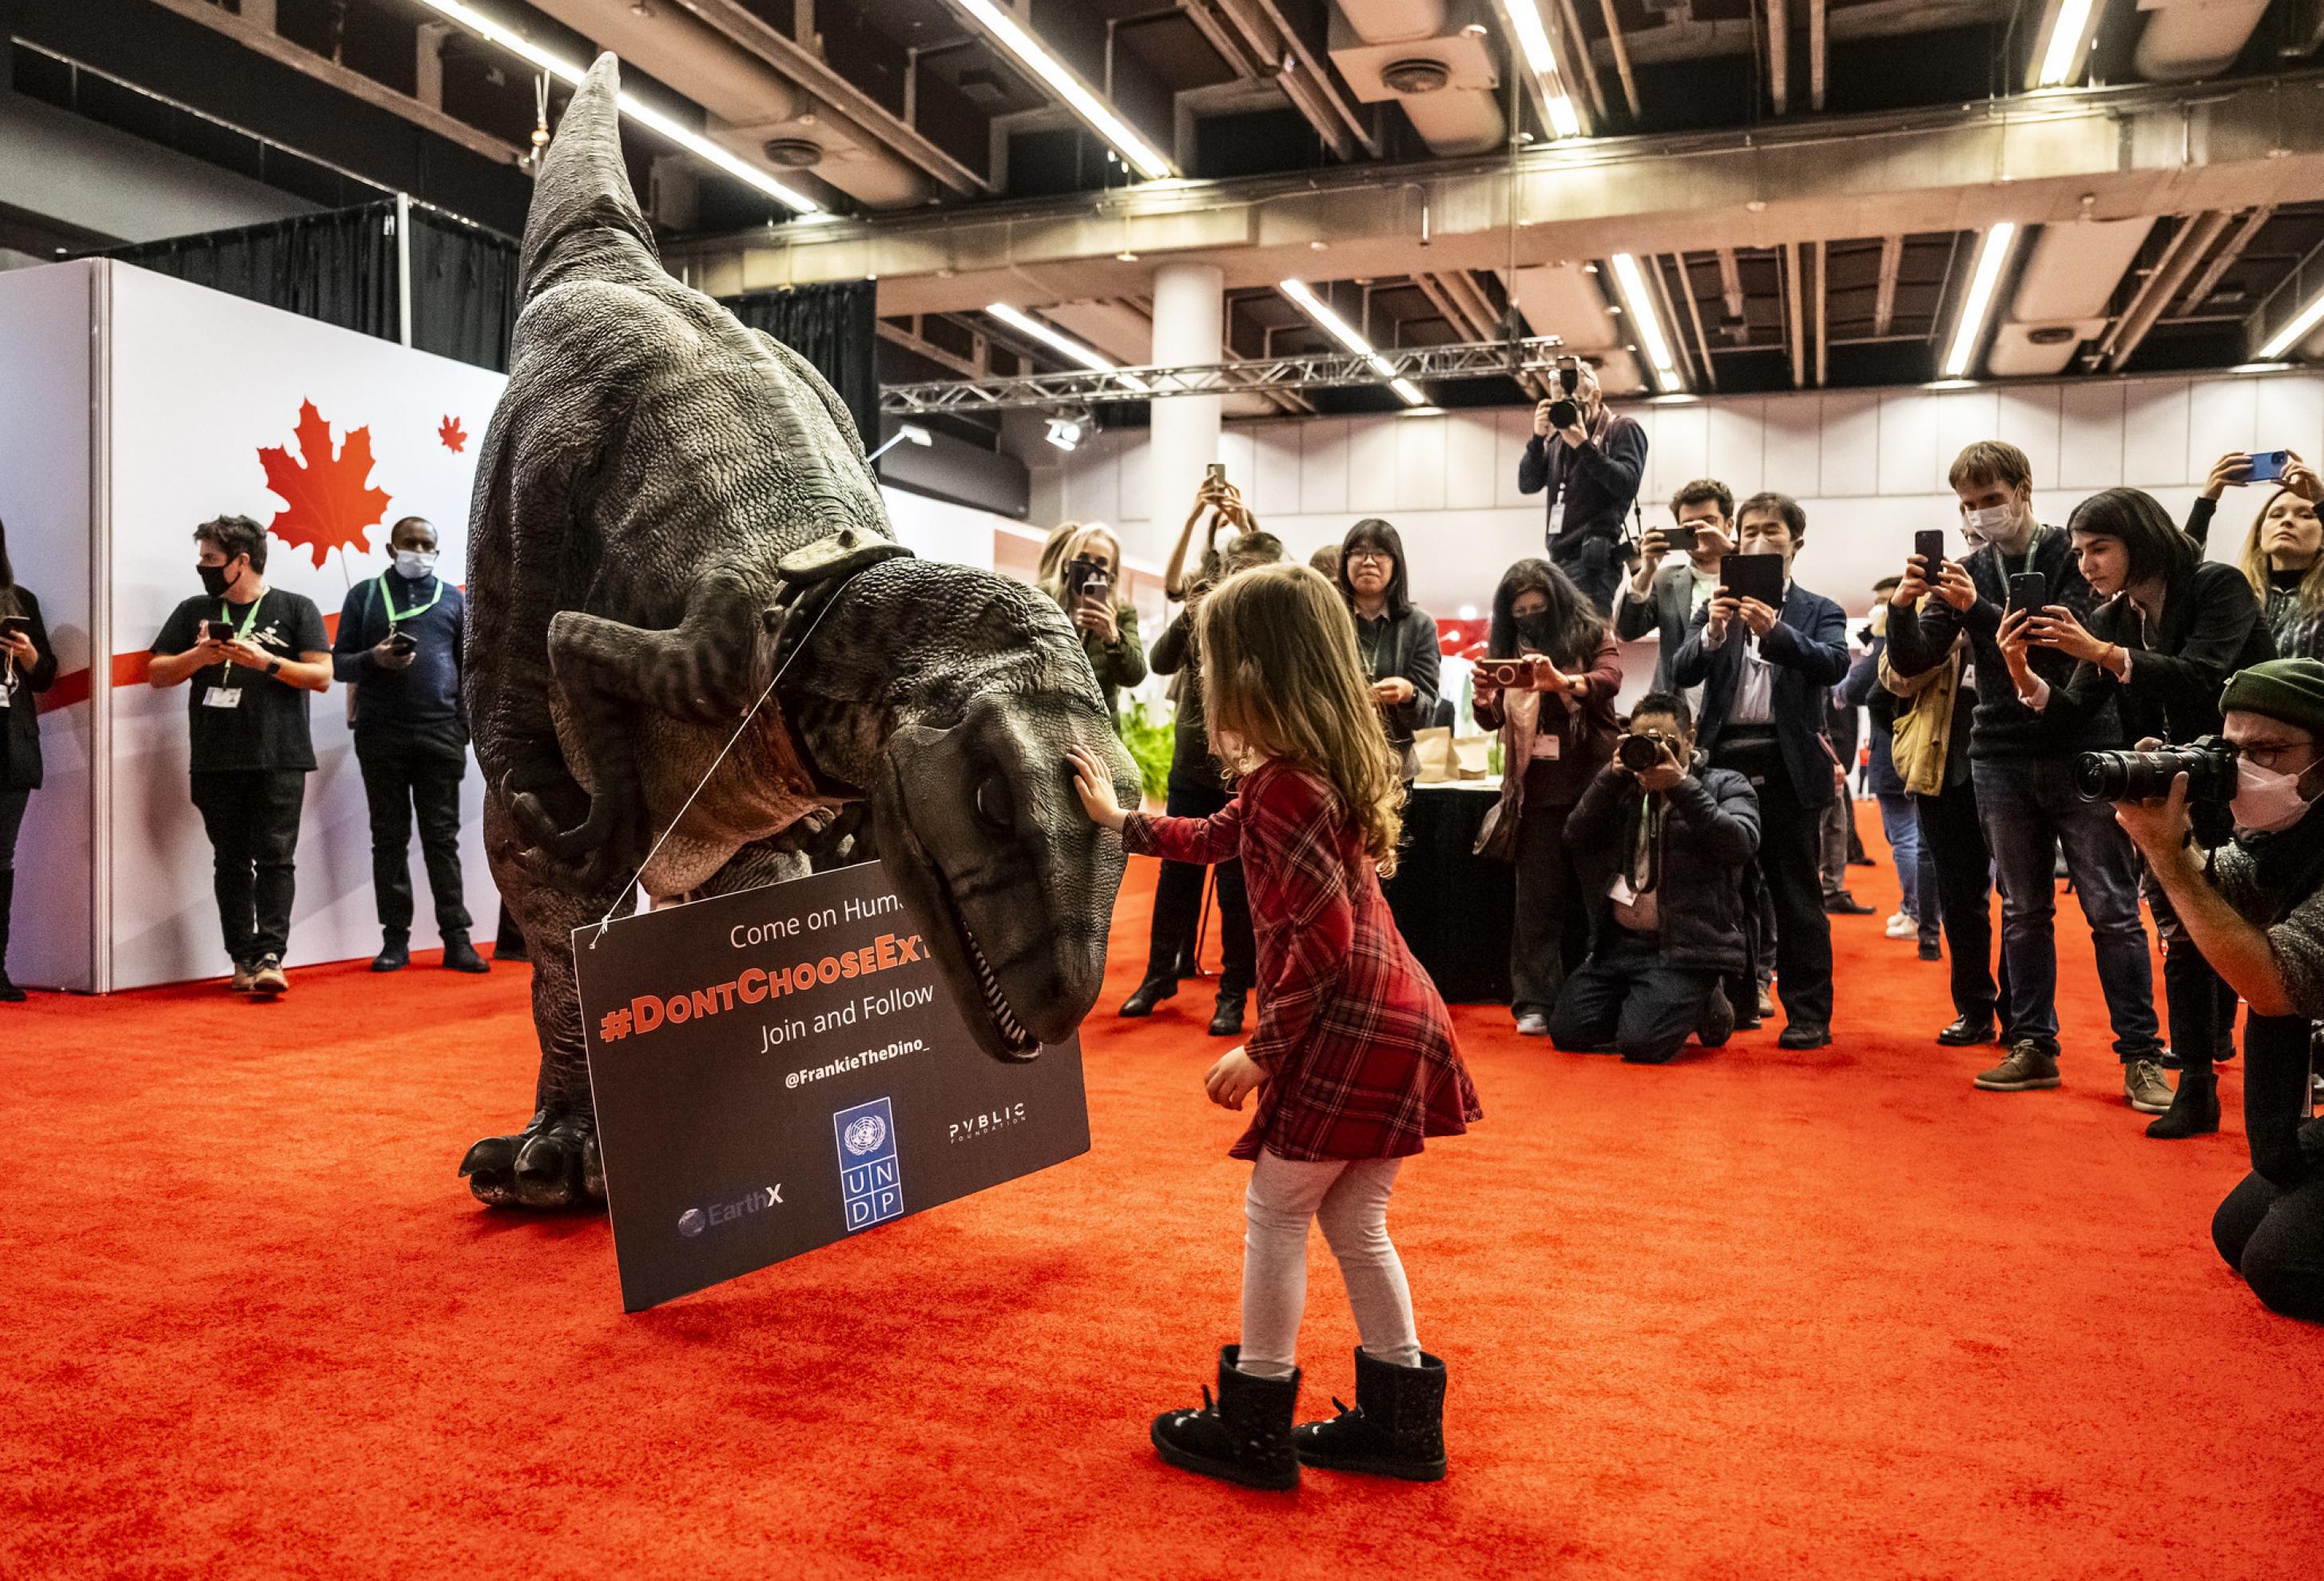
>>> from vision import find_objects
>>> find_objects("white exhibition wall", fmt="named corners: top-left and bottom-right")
top-left (1030, 375), bottom-right (2324, 624)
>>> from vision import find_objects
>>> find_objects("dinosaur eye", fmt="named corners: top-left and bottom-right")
top-left (974, 772), bottom-right (1014, 832)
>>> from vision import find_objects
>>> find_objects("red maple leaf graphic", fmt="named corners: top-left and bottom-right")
top-left (256, 399), bottom-right (393, 570)
top-left (439, 415), bottom-right (467, 454)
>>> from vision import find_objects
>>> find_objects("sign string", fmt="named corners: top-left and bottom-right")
top-left (589, 592), bottom-right (841, 945)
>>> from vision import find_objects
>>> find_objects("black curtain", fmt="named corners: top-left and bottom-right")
top-left (721, 280), bottom-right (880, 453)
top-left (97, 200), bottom-right (521, 373)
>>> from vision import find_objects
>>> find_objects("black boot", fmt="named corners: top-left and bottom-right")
top-left (1118, 976), bottom-right (1178, 1017)
top-left (0, 870), bottom-right (21, 1002)
top-left (441, 930), bottom-right (489, 973)
top-left (2146, 1070), bottom-right (2220, 1139)
top-left (1150, 1345), bottom-right (1301, 1491)
top-left (1292, 1348), bottom-right (1448, 1482)
top-left (1209, 984), bottom-right (1247, 1037)
top-left (371, 929), bottom-right (410, 973)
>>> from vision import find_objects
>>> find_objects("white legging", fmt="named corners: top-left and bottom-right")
top-left (1237, 1150), bottom-right (1420, 1380)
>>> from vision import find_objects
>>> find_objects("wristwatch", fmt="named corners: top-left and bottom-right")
top-left (265, 658), bottom-right (283, 677)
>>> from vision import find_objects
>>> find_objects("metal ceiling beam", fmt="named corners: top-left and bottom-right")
top-left (669, 74), bottom-right (2324, 314)
top-left (2099, 212), bottom-right (2235, 372)
top-left (1767, 0), bottom-right (1790, 117)
top-left (1210, 0), bottom-right (1377, 160)
top-left (1598, 0), bottom-right (1644, 121)
top-left (1784, 240), bottom-right (1806, 386)
top-left (882, 335), bottom-right (1567, 413)
top-left (878, 317), bottom-right (983, 379)
top-left (2174, 205), bottom-right (2274, 319)
top-left (1872, 234), bottom-right (1903, 336)
top-left (1809, 0), bottom-right (1827, 113)
top-left (1813, 238), bottom-right (1828, 384)
top-left (1672, 254), bottom-right (1722, 390)
top-left (1554, 0), bottom-right (1614, 128)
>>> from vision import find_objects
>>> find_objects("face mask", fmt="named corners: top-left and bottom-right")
top-left (2231, 756), bottom-right (2322, 835)
top-left (1962, 505), bottom-right (2012, 546)
top-left (198, 562), bottom-right (237, 598)
top-left (395, 549), bottom-right (439, 580)
top-left (1514, 612), bottom-right (1555, 652)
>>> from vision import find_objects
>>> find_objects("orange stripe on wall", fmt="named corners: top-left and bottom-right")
top-left (36, 611), bottom-right (348, 716)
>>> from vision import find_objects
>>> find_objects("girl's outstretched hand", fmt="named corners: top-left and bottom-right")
top-left (1205, 1047), bottom-right (1264, 1110)
top-left (1066, 744), bottom-right (1127, 832)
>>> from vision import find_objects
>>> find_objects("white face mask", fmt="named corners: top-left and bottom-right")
top-left (394, 548), bottom-right (439, 580)
top-left (1961, 505), bottom-right (2012, 546)
top-left (2231, 756), bottom-right (2322, 835)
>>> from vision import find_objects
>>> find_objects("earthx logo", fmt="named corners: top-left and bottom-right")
top-left (677, 1183), bottom-right (783, 1240)
top-left (948, 1103), bottom-right (1029, 1144)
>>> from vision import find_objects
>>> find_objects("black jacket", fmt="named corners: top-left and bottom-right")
top-left (2032, 561), bottom-right (2275, 747)
top-left (1, 586), bottom-right (58, 791)
top-left (1351, 603), bottom-right (1441, 776)
top-left (2185, 495), bottom-right (2324, 660)
top-left (1887, 526), bottom-right (2121, 760)
top-left (1670, 580), bottom-right (1852, 809)
top-left (1516, 410), bottom-right (1647, 551)
top-left (1149, 610), bottom-right (1218, 791)
top-left (1566, 759), bottom-right (1761, 978)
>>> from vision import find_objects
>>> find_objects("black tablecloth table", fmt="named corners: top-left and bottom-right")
top-left (1384, 782), bottom-right (1515, 1004)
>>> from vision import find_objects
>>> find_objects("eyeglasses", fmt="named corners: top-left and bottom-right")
top-left (2239, 741), bottom-right (2320, 773)
top-left (1345, 549), bottom-right (1394, 565)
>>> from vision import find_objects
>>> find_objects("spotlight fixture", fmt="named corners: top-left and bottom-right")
top-left (1044, 412), bottom-right (1087, 451)
top-left (865, 423), bottom-right (933, 464)
top-left (955, 0), bottom-right (1176, 180)
top-left (1277, 279), bottom-right (1428, 407)
top-left (1941, 223), bottom-right (2020, 379)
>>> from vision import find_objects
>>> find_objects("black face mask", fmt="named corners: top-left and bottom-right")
top-left (1515, 612), bottom-right (1555, 652)
top-left (198, 562), bottom-right (238, 599)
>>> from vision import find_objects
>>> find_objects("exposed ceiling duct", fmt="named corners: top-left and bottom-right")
top-left (1984, 217), bottom-right (2155, 376)
top-left (1501, 262), bottom-right (1644, 393)
top-left (2134, 0), bottom-right (2272, 81)
top-left (1329, 0), bottom-right (1509, 158)
top-left (524, 0), bottom-right (934, 209)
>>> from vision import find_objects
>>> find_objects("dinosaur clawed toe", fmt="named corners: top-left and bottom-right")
top-left (461, 1112), bottom-right (604, 1209)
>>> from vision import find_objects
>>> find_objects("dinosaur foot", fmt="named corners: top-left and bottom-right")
top-left (459, 1111), bottom-right (605, 1209)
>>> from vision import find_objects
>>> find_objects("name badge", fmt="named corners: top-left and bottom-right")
top-left (1608, 874), bottom-right (1638, 905)
top-left (1530, 733), bottom-right (1561, 761)
top-left (201, 685), bottom-right (244, 710)
top-left (0, 686), bottom-right (10, 709)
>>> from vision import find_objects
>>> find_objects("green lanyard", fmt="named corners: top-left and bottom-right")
top-left (376, 571), bottom-right (443, 630)
top-left (217, 592), bottom-right (266, 641)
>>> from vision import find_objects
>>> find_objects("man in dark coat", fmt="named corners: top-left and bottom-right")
top-left (1516, 360), bottom-right (1647, 614)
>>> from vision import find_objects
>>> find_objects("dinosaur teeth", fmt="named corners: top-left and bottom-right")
top-left (963, 929), bottom-right (1031, 1049)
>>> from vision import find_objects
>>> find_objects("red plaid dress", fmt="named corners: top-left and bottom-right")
top-left (1122, 761), bottom-right (1480, 1162)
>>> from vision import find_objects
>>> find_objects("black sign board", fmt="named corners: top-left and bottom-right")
top-left (574, 861), bottom-right (1090, 1311)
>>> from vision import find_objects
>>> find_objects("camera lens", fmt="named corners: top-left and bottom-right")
top-left (1620, 734), bottom-right (1661, 773)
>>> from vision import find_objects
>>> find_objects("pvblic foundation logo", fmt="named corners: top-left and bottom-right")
top-left (833, 1096), bottom-right (904, 1232)
top-left (949, 1102), bottom-right (1029, 1144)
top-left (676, 1182), bottom-right (784, 1241)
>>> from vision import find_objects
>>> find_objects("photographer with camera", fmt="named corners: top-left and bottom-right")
top-left (1517, 359), bottom-right (1647, 615)
top-left (2001, 487), bottom-right (2274, 1136)
top-left (1616, 479), bottom-right (1737, 699)
top-left (1546, 692), bottom-right (1758, 1063)
top-left (2111, 659), bottom-right (2324, 1320)
top-left (1043, 522), bottom-right (1146, 730)
top-left (1889, 443), bottom-right (2166, 1105)
top-left (1472, 558), bottom-right (1623, 1035)
top-left (1670, 492), bottom-right (1850, 1050)
top-left (1333, 520), bottom-right (1439, 785)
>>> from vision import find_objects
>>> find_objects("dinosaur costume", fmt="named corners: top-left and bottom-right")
top-left (459, 54), bottom-right (1139, 1210)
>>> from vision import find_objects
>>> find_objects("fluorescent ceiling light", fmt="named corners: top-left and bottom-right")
top-left (2032, 0), bottom-right (2100, 89)
top-left (2230, 359), bottom-right (2294, 375)
top-left (1941, 223), bottom-right (2019, 379)
top-left (1278, 279), bottom-right (1429, 407)
top-left (1495, 0), bottom-right (1583, 138)
top-left (2258, 290), bottom-right (2324, 360)
top-left (955, 0), bottom-right (1176, 180)
top-left (412, 0), bottom-right (820, 213)
top-left (1607, 253), bottom-right (1681, 393)
top-left (985, 304), bottom-right (1149, 391)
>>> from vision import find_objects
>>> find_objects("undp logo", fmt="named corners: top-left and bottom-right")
top-left (832, 1096), bottom-right (904, 1233)
top-left (843, 1113), bottom-right (888, 1157)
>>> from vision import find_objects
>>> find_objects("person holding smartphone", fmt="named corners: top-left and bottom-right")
top-left (0, 517), bottom-right (58, 1003)
top-left (1334, 518), bottom-right (1439, 785)
top-left (2184, 450), bottom-right (2324, 659)
top-left (148, 514), bottom-right (331, 997)
top-left (1043, 522), bottom-right (1145, 731)
top-left (1616, 479), bottom-right (1737, 701)
top-left (1888, 442), bottom-right (2165, 1110)
top-left (332, 515), bottom-right (485, 975)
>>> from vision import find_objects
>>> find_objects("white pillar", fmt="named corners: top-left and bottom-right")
top-left (1147, 261), bottom-right (1224, 565)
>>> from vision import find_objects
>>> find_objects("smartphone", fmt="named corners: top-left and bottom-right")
top-left (1663, 524), bottom-right (1700, 553)
top-left (1914, 530), bottom-right (1947, 570)
top-left (2007, 571), bottom-right (2048, 617)
top-left (1475, 658), bottom-right (1539, 691)
top-left (1720, 553), bottom-right (1786, 610)
top-left (387, 631), bottom-right (418, 654)
top-left (2249, 451), bottom-right (2290, 483)
top-left (203, 620), bottom-right (232, 645)
top-left (0, 614), bottom-right (29, 637)
top-left (1204, 461), bottom-right (1226, 485)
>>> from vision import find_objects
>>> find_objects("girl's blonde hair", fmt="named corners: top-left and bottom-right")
top-left (2239, 487), bottom-right (2324, 616)
top-left (1197, 562), bottom-right (1406, 876)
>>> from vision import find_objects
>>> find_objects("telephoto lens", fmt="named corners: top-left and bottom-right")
top-left (1547, 399), bottom-right (1580, 431)
top-left (2073, 736), bottom-right (2240, 804)
top-left (1619, 732), bottom-right (1666, 774)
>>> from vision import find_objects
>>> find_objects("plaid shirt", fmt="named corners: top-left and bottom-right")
top-left (1122, 761), bottom-right (1480, 1162)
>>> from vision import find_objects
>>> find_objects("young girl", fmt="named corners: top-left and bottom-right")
top-left (1066, 562), bottom-right (1480, 1492)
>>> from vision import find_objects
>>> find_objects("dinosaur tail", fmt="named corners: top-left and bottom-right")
top-left (518, 52), bottom-right (659, 303)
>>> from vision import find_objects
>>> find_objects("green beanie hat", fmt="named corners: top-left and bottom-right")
top-left (2219, 658), bottom-right (2324, 736)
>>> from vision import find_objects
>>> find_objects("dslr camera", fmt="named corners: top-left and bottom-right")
top-left (2074, 736), bottom-right (2239, 804)
top-left (1546, 362), bottom-right (1583, 434)
top-left (1619, 729), bottom-right (1674, 775)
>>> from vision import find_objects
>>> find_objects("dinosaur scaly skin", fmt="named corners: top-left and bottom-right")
top-left (459, 54), bottom-right (1138, 1210)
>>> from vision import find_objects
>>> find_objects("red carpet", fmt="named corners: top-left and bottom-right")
top-left (6, 807), bottom-right (2322, 1579)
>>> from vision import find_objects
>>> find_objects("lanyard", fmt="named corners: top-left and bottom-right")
top-left (377, 571), bottom-right (443, 630)
top-left (2005, 526), bottom-right (2046, 581)
top-left (217, 591), bottom-right (265, 641)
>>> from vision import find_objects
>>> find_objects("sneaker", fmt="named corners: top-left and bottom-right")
top-left (1514, 1011), bottom-right (1550, 1036)
top-left (1885, 913), bottom-right (1916, 939)
top-left (1756, 982), bottom-right (1776, 1019)
top-left (1975, 1040), bottom-right (2060, 1091)
top-left (250, 955), bottom-right (288, 997)
top-left (2123, 1058), bottom-right (2173, 1115)
top-left (228, 960), bottom-right (256, 993)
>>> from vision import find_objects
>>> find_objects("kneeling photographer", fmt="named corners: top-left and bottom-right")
top-left (2111, 660), bottom-right (2324, 1322)
top-left (2002, 488), bottom-right (2274, 1138)
top-left (1547, 692), bottom-right (1760, 1065)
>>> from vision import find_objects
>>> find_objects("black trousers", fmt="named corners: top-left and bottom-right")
top-left (1715, 737), bottom-right (1832, 1031)
top-left (356, 729), bottom-right (472, 936)
top-left (2215, 1013), bottom-right (2324, 1322)
top-left (1142, 772), bottom-right (1254, 992)
top-left (1547, 929), bottom-right (1718, 1064)
top-left (1510, 785), bottom-right (1587, 1016)
top-left (1914, 777), bottom-right (2004, 1029)
top-left (189, 769), bottom-right (306, 964)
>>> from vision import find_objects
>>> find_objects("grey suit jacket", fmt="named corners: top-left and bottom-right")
top-left (1613, 562), bottom-right (1702, 694)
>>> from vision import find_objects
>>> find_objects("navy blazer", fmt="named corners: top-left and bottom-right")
top-left (1670, 580), bottom-right (1852, 809)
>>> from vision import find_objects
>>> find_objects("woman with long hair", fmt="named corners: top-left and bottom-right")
top-left (0, 516), bottom-right (59, 1001)
top-left (1041, 522), bottom-right (1146, 729)
top-left (2188, 452), bottom-right (2324, 657)
top-left (1473, 558), bottom-right (1622, 1034)
top-left (1333, 518), bottom-right (1440, 784)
